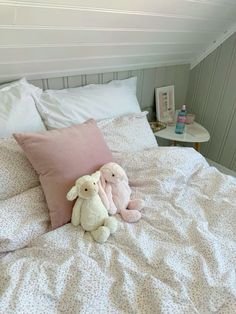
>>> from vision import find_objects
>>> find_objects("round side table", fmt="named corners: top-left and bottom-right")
top-left (154, 122), bottom-right (210, 151)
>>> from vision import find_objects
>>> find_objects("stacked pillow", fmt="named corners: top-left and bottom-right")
top-left (0, 78), bottom-right (45, 137)
top-left (1, 76), bottom-right (157, 231)
top-left (34, 76), bottom-right (141, 129)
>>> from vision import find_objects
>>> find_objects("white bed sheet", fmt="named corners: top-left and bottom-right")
top-left (0, 147), bottom-right (236, 313)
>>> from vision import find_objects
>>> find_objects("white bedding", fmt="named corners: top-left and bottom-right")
top-left (1, 147), bottom-right (236, 313)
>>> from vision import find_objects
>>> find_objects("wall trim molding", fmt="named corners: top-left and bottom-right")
top-left (191, 23), bottom-right (236, 69)
top-left (0, 51), bottom-right (194, 65)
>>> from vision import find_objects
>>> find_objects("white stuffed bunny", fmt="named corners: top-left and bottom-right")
top-left (67, 171), bottom-right (117, 243)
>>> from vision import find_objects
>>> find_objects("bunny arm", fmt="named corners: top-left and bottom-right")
top-left (105, 183), bottom-right (118, 215)
top-left (71, 198), bottom-right (83, 226)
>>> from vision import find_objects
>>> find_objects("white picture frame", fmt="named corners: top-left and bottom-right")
top-left (155, 85), bottom-right (175, 124)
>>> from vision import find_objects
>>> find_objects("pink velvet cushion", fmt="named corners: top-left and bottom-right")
top-left (14, 120), bottom-right (113, 229)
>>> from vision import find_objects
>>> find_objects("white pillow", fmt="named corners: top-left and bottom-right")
top-left (0, 78), bottom-right (46, 137)
top-left (97, 112), bottom-right (158, 152)
top-left (35, 77), bottom-right (141, 129)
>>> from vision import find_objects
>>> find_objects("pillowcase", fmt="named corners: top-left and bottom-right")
top-left (0, 138), bottom-right (39, 200)
top-left (0, 138), bottom-right (49, 253)
top-left (0, 78), bottom-right (45, 137)
top-left (14, 120), bottom-right (113, 229)
top-left (35, 77), bottom-right (141, 129)
top-left (97, 112), bottom-right (158, 152)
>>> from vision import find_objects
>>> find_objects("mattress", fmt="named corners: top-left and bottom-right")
top-left (0, 147), bottom-right (236, 313)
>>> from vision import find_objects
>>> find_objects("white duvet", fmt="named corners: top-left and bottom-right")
top-left (0, 147), bottom-right (236, 314)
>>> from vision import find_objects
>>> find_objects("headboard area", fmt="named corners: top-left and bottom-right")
top-left (27, 65), bottom-right (190, 121)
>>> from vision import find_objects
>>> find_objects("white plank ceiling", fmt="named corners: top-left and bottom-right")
top-left (0, 0), bottom-right (236, 81)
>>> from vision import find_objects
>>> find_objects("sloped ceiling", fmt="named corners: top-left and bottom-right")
top-left (0, 0), bottom-right (236, 81)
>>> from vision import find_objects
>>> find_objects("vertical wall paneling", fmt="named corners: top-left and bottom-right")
top-left (98, 73), bottom-right (103, 84)
top-left (186, 33), bottom-right (236, 171)
top-left (199, 49), bottom-right (220, 124)
top-left (86, 74), bottom-right (99, 85)
top-left (190, 63), bottom-right (203, 113)
top-left (173, 65), bottom-right (189, 108)
top-left (29, 79), bottom-right (44, 89)
top-left (131, 69), bottom-right (144, 105)
top-left (206, 36), bottom-right (236, 162)
top-left (192, 51), bottom-right (217, 122)
top-left (155, 64), bottom-right (190, 109)
top-left (64, 76), bottom-right (69, 88)
top-left (117, 71), bottom-right (130, 80)
top-left (67, 75), bottom-right (83, 88)
top-left (47, 77), bottom-right (64, 90)
top-left (101, 72), bottom-right (113, 84)
top-left (231, 149), bottom-right (236, 171)
top-left (141, 68), bottom-right (157, 112)
top-left (201, 35), bottom-right (235, 156)
top-left (42, 79), bottom-right (48, 90)
top-left (155, 66), bottom-right (166, 89)
top-left (186, 66), bottom-right (197, 112)
top-left (218, 104), bottom-right (236, 168)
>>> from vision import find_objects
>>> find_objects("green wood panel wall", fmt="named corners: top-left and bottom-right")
top-left (186, 32), bottom-right (236, 171)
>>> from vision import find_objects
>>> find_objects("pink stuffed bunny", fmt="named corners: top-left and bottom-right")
top-left (99, 162), bottom-right (144, 223)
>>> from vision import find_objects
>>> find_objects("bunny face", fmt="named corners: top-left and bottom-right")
top-left (67, 171), bottom-right (101, 201)
top-left (100, 162), bottom-right (127, 184)
top-left (79, 180), bottom-right (98, 199)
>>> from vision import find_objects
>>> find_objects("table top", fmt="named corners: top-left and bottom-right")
top-left (154, 121), bottom-right (210, 143)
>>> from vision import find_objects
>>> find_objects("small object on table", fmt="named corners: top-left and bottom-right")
top-left (149, 121), bottom-right (167, 133)
top-left (175, 105), bottom-right (186, 134)
top-left (186, 113), bottom-right (195, 124)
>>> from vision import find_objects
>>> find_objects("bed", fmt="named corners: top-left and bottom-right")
top-left (0, 77), bottom-right (236, 313)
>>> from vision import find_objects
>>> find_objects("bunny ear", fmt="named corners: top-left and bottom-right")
top-left (66, 186), bottom-right (78, 201)
top-left (123, 171), bottom-right (129, 183)
top-left (91, 171), bottom-right (100, 182)
top-left (99, 172), bottom-right (106, 189)
top-left (98, 176), bottom-right (110, 209)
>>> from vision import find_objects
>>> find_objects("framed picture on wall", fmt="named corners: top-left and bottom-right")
top-left (155, 85), bottom-right (175, 124)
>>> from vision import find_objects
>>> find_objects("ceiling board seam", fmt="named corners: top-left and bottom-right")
top-left (0, 1), bottom-right (233, 21)
top-left (0, 42), bottom-right (207, 49)
top-left (186, 0), bottom-right (236, 6)
top-left (0, 25), bottom-right (220, 34)
top-left (5, 0), bottom-right (236, 7)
